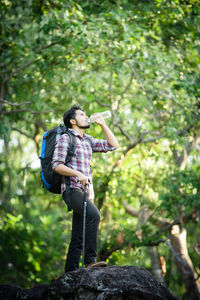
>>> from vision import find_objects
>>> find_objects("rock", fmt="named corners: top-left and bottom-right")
top-left (0, 283), bottom-right (48, 300)
top-left (0, 266), bottom-right (176, 300)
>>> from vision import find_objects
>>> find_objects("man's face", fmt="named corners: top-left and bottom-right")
top-left (74, 109), bottom-right (90, 129)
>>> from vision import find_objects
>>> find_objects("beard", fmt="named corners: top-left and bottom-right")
top-left (76, 120), bottom-right (90, 129)
top-left (78, 125), bottom-right (90, 129)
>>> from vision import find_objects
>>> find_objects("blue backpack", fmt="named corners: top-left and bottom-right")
top-left (40, 125), bottom-right (93, 196)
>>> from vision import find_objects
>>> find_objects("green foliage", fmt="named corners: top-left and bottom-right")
top-left (1, 0), bottom-right (200, 297)
top-left (159, 166), bottom-right (200, 218)
top-left (0, 192), bottom-right (71, 287)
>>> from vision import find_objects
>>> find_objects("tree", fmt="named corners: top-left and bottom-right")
top-left (0, 0), bottom-right (200, 298)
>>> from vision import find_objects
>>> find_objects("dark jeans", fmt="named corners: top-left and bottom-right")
top-left (63, 188), bottom-right (100, 272)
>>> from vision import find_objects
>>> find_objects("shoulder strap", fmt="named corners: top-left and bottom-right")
top-left (65, 130), bottom-right (76, 163)
top-left (64, 130), bottom-right (77, 212)
top-left (85, 136), bottom-right (93, 153)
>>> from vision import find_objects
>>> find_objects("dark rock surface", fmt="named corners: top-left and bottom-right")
top-left (0, 266), bottom-right (176, 300)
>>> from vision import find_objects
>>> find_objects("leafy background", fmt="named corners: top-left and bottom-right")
top-left (0, 0), bottom-right (200, 298)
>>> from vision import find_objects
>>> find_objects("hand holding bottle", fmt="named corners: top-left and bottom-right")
top-left (88, 111), bottom-right (111, 123)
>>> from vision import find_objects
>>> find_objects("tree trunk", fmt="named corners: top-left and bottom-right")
top-left (136, 205), bottom-right (165, 284)
top-left (170, 225), bottom-right (200, 300)
top-left (148, 246), bottom-right (165, 283)
top-left (123, 200), bottom-right (200, 299)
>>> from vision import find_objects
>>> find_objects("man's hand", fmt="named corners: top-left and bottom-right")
top-left (90, 113), bottom-right (106, 126)
top-left (91, 114), bottom-right (119, 149)
top-left (89, 113), bottom-right (119, 148)
top-left (77, 171), bottom-right (90, 185)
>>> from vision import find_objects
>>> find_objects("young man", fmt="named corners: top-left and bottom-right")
top-left (51, 105), bottom-right (119, 272)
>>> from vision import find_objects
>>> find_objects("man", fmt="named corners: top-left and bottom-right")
top-left (52, 105), bottom-right (119, 272)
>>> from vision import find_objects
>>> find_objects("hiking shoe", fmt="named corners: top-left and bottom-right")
top-left (85, 261), bottom-right (108, 268)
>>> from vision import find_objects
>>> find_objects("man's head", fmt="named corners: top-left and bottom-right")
top-left (63, 105), bottom-right (90, 129)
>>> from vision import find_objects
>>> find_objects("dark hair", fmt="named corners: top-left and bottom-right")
top-left (63, 105), bottom-right (83, 128)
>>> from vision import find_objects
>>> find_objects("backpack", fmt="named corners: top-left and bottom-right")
top-left (39, 124), bottom-right (93, 195)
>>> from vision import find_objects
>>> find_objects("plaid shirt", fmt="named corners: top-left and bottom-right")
top-left (51, 129), bottom-right (116, 199)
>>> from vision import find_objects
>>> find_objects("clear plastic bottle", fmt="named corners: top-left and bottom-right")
top-left (88, 110), bottom-right (111, 123)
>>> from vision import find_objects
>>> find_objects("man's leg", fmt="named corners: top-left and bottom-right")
top-left (64, 188), bottom-right (101, 272)
top-left (65, 211), bottom-right (83, 272)
top-left (84, 198), bottom-right (100, 265)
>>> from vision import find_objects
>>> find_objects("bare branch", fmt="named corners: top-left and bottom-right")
top-left (0, 99), bottom-right (31, 106)
top-left (168, 93), bottom-right (195, 116)
top-left (1, 40), bottom-right (63, 90)
top-left (164, 239), bottom-right (186, 264)
top-left (36, 41), bottom-right (62, 53)
top-left (106, 131), bottom-right (165, 186)
top-left (141, 130), bottom-right (161, 135)
top-left (144, 238), bottom-right (168, 247)
top-left (1, 60), bottom-right (34, 89)
top-left (12, 127), bottom-right (34, 139)
top-left (96, 99), bottom-right (111, 108)
top-left (0, 39), bottom-right (66, 111)
top-left (118, 112), bottom-right (199, 148)
top-left (114, 122), bottom-right (132, 142)
top-left (109, 69), bottom-right (113, 102)
top-left (176, 115), bottom-right (199, 136)
top-left (96, 127), bottom-right (167, 208)
top-left (123, 201), bottom-right (139, 217)
top-left (0, 108), bottom-right (52, 115)
top-left (98, 237), bottom-right (169, 261)
top-left (98, 245), bottom-right (122, 261)
top-left (120, 69), bottom-right (134, 100)
top-left (123, 199), bottom-right (198, 237)
top-left (123, 200), bottom-right (172, 227)
top-left (142, 134), bottom-right (165, 143)
top-left (131, 65), bottom-right (160, 120)
top-left (174, 128), bottom-right (200, 169)
top-left (0, 60), bottom-right (34, 110)
top-left (116, 68), bottom-right (135, 109)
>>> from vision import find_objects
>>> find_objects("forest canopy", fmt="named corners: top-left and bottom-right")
top-left (0, 0), bottom-right (200, 299)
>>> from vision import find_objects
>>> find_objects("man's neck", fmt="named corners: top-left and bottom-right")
top-left (72, 125), bottom-right (85, 137)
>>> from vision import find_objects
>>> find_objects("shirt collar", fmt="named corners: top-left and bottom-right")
top-left (69, 128), bottom-right (87, 139)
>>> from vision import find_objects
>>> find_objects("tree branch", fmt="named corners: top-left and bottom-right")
top-left (12, 128), bottom-right (34, 139)
top-left (0, 108), bottom-right (52, 115)
top-left (123, 201), bottom-right (139, 217)
top-left (116, 68), bottom-right (135, 109)
top-left (142, 134), bottom-right (165, 143)
top-left (131, 65), bottom-right (160, 120)
top-left (174, 128), bottom-right (200, 169)
top-left (0, 39), bottom-right (67, 111)
top-left (109, 69), bottom-right (113, 102)
top-left (0, 60), bottom-right (34, 110)
top-left (0, 99), bottom-right (31, 106)
top-left (123, 200), bottom-right (198, 235)
top-left (98, 245), bottom-right (122, 261)
top-left (114, 121), bottom-right (133, 142)
top-left (164, 239), bottom-right (187, 264)
top-left (1, 60), bottom-right (34, 91)
top-left (98, 236), bottom-right (168, 261)
top-left (36, 41), bottom-right (62, 53)
top-left (96, 99), bottom-right (111, 108)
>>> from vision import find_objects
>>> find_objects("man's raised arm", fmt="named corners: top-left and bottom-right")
top-left (93, 116), bottom-right (119, 149)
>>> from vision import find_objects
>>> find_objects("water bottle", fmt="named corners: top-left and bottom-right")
top-left (88, 110), bottom-right (111, 123)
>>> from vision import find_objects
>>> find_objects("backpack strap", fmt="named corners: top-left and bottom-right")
top-left (64, 130), bottom-right (76, 211)
top-left (65, 131), bottom-right (77, 163)
top-left (62, 131), bottom-right (93, 212)
top-left (85, 136), bottom-right (93, 153)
